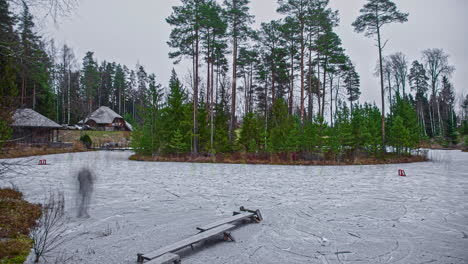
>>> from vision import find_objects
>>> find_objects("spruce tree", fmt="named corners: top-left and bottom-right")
top-left (239, 112), bottom-right (260, 152)
top-left (164, 70), bottom-right (189, 151)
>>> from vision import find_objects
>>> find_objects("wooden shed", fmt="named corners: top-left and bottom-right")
top-left (10, 108), bottom-right (61, 144)
top-left (81, 106), bottom-right (132, 131)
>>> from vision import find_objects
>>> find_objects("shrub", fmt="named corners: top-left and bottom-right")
top-left (0, 235), bottom-right (34, 264)
top-left (0, 188), bottom-right (41, 263)
top-left (79, 134), bottom-right (92, 148)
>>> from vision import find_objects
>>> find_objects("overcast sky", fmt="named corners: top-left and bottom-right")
top-left (42, 0), bottom-right (467, 108)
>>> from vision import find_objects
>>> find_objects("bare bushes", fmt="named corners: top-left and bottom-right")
top-left (31, 190), bottom-right (68, 263)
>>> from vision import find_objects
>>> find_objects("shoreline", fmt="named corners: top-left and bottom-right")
top-left (0, 146), bottom-right (90, 159)
top-left (1, 147), bottom-right (463, 161)
top-left (129, 153), bottom-right (429, 166)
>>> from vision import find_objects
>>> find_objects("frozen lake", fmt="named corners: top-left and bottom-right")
top-left (2, 150), bottom-right (468, 263)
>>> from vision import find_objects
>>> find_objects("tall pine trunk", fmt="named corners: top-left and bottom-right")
top-left (229, 33), bottom-right (238, 144)
top-left (271, 61), bottom-right (276, 106)
top-left (377, 24), bottom-right (386, 150)
top-left (67, 69), bottom-right (71, 124)
top-left (317, 53), bottom-right (321, 117)
top-left (289, 47), bottom-right (294, 115)
top-left (210, 52), bottom-right (215, 151)
top-left (329, 73), bottom-right (333, 126)
top-left (193, 29), bottom-right (199, 154)
top-left (308, 49), bottom-right (313, 120)
top-left (387, 71), bottom-right (392, 108)
top-left (21, 76), bottom-right (25, 107)
top-left (321, 59), bottom-right (327, 118)
top-left (33, 82), bottom-right (36, 110)
top-left (299, 21), bottom-right (305, 124)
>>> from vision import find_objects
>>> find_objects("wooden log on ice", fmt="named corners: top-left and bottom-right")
top-left (138, 224), bottom-right (235, 263)
top-left (196, 212), bottom-right (255, 232)
top-left (144, 253), bottom-right (181, 264)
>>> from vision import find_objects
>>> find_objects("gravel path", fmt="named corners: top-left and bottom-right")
top-left (2, 150), bottom-right (467, 263)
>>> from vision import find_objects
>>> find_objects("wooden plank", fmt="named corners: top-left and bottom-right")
top-left (145, 253), bottom-right (180, 264)
top-left (196, 213), bottom-right (254, 232)
top-left (143, 224), bottom-right (235, 260)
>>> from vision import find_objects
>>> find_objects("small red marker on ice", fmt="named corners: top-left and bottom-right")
top-left (398, 169), bottom-right (406, 176)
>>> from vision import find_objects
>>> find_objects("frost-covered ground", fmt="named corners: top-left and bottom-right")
top-left (2, 150), bottom-right (468, 264)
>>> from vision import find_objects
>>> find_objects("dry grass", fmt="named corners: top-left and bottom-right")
top-left (0, 236), bottom-right (33, 264)
top-left (0, 142), bottom-right (88, 159)
top-left (0, 188), bottom-right (42, 263)
top-left (129, 152), bottom-right (428, 166)
top-left (58, 130), bottom-right (130, 145)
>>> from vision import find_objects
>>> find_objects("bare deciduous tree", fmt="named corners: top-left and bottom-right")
top-left (8, 0), bottom-right (79, 22)
top-left (422, 48), bottom-right (455, 136)
top-left (389, 52), bottom-right (408, 97)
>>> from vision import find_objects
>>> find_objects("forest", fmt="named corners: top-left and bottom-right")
top-left (1, 0), bottom-right (467, 162)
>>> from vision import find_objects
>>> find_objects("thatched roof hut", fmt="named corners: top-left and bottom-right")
top-left (11, 108), bottom-right (61, 144)
top-left (81, 106), bottom-right (132, 131)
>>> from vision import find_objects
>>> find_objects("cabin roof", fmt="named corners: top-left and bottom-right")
top-left (84, 106), bottom-right (122, 124)
top-left (11, 108), bottom-right (61, 128)
top-left (81, 106), bottom-right (133, 131)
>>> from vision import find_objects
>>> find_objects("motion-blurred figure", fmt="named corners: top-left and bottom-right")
top-left (77, 168), bottom-right (94, 218)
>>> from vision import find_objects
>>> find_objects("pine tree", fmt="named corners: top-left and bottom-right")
top-left (277, 0), bottom-right (311, 123)
top-left (239, 112), bottom-right (260, 152)
top-left (315, 17), bottom-right (345, 118)
top-left (81, 51), bottom-right (99, 115)
top-left (169, 129), bottom-right (188, 155)
top-left (163, 70), bottom-right (190, 153)
top-left (279, 17), bottom-right (299, 114)
top-left (259, 20), bottom-right (285, 106)
top-left (167, 0), bottom-right (205, 154)
top-left (0, 0), bottom-right (19, 116)
top-left (343, 62), bottom-right (360, 112)
top-left (269, 98), bottom-right (291, 152)
top-left (461, 95), bottom-right (468, 136)
top-left (388, 95), bottom-right (421, 153)
top-left (113, 64), bottom-right (126, 115)
top-left (439, 76), bottom-right (457, 144)
top-left (0, 0), bottom-right (16, 147)
top-left (409, 60), bottom-right (429, 136)
top-left (224, 0), bottom-right (254, 144)
top-left (352, 0), bottom-right (409, 149)
top-left (330, 101), bottom-right (352, 160)
top-left (200, 0), bottom-right (227, 151)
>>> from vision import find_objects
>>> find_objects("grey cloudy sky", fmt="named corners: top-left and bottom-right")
top-left (43, 0), bottom-right (467, 108)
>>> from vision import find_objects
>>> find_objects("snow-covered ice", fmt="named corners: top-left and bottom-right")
top-left (2, 150), bottom-right (467, 263)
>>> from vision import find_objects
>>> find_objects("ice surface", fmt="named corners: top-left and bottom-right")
top-left (1, 150), bottom-right (467, 263)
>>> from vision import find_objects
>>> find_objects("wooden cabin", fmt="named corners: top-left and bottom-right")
top-left (81, 106), bottom-right (132, 131)
top-left (10, 108), bottom-right (61, 144)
